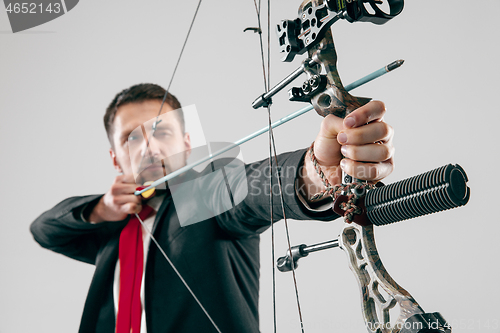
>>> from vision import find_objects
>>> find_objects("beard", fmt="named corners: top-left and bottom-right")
top-left (134, 154), bottom-right (186, 188)
top-left (136, 160), bottom-right (167, 185)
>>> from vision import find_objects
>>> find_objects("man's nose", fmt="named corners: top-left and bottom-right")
top-left (142, 135), bottom-right (162, 158)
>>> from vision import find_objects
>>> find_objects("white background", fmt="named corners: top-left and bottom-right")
top-left (1, 0), bottom-right (499, 332)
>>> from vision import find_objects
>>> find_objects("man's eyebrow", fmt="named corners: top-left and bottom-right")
top-left (152, 122), bottom-right (175, 130)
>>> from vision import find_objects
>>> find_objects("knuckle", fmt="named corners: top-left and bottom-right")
top-left (364, 100), bottom-right (385, 122)
top-left (387, 160), bottom-right (395, 174)
top-left (370, 165), bottom-right (381, 180)
top-left (378, 123), bottom-right (391, 138)
top-left (366, 164), bottom-right (381, 180)
top-left (110, 185), bottom-right (120, 195)
top-left (322, 114), bottom-right (334, 128)
top-left (322, 114), bottom-right (343, 137)
top-left (385, 124), bottom-right (394, 140)
top-left (126, 203), bottom-right (137, 214)
top-left (122, 205), bottom-right (131, 214)
top-left (343, 145), bottom-right (353, 159)
top-left (373, 100), bottom-right (386, 112)
top-left (389, 146), bottom-right (396, 159)
top-left (352, 162), bottom-right (366, 180)
top-left (380, 145), bottom-right (392, 161)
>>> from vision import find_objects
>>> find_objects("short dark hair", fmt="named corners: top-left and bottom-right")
top-left (104, 83), bottom-right (184, 146)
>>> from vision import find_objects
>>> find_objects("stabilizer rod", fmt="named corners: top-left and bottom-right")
top-left (277, 163), bottom-right (470, 271)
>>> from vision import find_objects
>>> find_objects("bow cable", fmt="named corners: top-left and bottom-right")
top-left (249, 1), bottom-right (277, 332)
top-left (250, 1), bottom-right (306, 332)
top-left (252, 1), bottom-right (277, 331)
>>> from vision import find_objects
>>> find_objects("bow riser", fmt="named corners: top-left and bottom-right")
top-left (305, 28), bottom-right (371, 118)
top-left (340, 222), bottom-right (425, 333)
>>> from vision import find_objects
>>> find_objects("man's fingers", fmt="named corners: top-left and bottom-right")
top-left (319, 113), bottom-right (345, 139)
top-left (341, 143), bottom-right (395, 163)
top-left (314, 114), bottom-right (345, 167)
top-left (111, 194), bottom-right (142, 207)
top-left (111, 174), bottom-right (141, 197)
top-left (123, 202), bottom-right (142, 215)
top-left (343, 100), bottom-right (386, 128)
top-left (100, 174), bottom-right (144, 220)
top-left (341, 158), bottom-right (394, 182)
top-left (115, 173), bottom-right (137, 184)
top-left (110, 182), bottom-right (139, 196)
top-left (337, 122), bottom-right (393, 146)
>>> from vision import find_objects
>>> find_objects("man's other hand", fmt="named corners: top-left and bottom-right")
top-left (87, 174), bottom-right (142, 223)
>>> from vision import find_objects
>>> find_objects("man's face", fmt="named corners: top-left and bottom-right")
top-left (110, 100), bottom-right (191, 185)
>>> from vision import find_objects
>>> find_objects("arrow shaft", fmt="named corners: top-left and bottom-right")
top-left (135, 60), bottom-right (403, 196)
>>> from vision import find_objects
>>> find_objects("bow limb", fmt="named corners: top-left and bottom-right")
top-left (340, 222), bottom-right (425, 333)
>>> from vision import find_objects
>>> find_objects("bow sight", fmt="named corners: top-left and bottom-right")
top-left (277, 0), bottom-right (404, 62)
top-left (253, 0), bottom-right (404, 119)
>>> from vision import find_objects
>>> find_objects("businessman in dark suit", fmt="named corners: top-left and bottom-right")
top-left (31, 83), bottom-right (394, 332)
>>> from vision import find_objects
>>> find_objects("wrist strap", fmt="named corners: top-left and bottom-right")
top-left (308, 142), bottom-right (375, 222)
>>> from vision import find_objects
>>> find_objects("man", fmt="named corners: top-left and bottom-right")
top-left (31, 83), bottom-right (394, 332)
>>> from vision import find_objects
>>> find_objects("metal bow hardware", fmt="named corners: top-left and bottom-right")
top-left (253, 0), bottom-right (403, 118)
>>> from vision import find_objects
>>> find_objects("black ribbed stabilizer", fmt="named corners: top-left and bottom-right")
top-left (365, 164), bottom-right (470, 226)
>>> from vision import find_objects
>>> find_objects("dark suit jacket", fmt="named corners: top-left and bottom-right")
top-left (30, 149), bottom-right (337, 333)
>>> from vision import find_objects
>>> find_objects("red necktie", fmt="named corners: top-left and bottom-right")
top-left (116, 205), bottom-right (154, 333)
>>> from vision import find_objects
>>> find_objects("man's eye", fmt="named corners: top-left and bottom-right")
top-left (154, 130), bottom-right (171, 138)
top-left (127, 135), bottom-right (142, 144)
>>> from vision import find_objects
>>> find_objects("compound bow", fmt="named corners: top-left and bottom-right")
top-left (254, 1), bottom-right (470, 332)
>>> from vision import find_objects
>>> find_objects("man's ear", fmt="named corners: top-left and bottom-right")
top-left (183, 132), bottom-right (192, 160)
top-left (109, 148), bottom-right (123, 173)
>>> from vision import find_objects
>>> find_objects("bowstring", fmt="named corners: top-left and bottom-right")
top-left (250, 1), bottom-right (277, 332)
top-left (266, 2), bottom-right (279, 333)
top-left (136, 0), bottom-right (203, 175)
top-left (135, 213), bottom-right (222, 333)
top-left (131, 1), bottom-right (222, 332)
top-left (251, 1), bottom-right (305, 332)
top-left (136, 1), bottom-right (307, 331)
